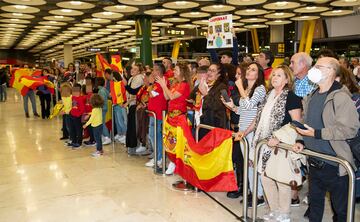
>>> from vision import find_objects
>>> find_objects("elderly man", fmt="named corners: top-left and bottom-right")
top-left (290, 52), bottom-right (316, 98)
top-left (293, 57), bottom-right (359, 222)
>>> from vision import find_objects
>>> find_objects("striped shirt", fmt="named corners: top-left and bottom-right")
top-left (294, 75), bottom-right (316, 98)
top-left (236, 85), bottom-right (266, 131)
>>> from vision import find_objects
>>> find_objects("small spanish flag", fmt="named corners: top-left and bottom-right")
top-left (163, 115), bottom-right (237, 192)
top-left (110, 54), bottom-right (123, 74)
top-left (110, 81), bottom-right (127, 105)
top-left (96, 53), bottom-right (111, 78)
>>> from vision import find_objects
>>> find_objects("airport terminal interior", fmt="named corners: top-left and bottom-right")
top-left (0, 0), bottom-right (360, 222)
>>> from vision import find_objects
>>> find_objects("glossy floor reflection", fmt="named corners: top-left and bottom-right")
top-left (0, 89), bottom-right (359, 222)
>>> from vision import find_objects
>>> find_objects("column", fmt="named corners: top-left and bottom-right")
top-left (270, 25), bottom-right (285, 67)
top-left (63, 44), bottom-right (73, 68)
top-left (136, 16), bottom-right (152, 67)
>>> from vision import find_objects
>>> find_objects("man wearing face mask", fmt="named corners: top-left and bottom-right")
top-left (292, 57), bottom-right (360, 222)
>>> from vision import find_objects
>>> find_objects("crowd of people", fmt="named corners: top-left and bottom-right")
top-left (5, 49), bottom-right (360, 222)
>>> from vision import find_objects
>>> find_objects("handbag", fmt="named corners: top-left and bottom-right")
top-left (264, 123), bottom-right (305, 188)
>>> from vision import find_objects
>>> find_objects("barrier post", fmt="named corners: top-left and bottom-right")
top-left (146, 110), bottom-right (162, 175)
top-left (111, 104), bottom-right (115, 153)
top-left (251, 139), bottom-right (356, 222)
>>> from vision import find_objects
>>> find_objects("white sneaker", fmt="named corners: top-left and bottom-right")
top-left (114, 134), bottom-right (121, 141)
top-left (115, 135), bottom-right (126, 144)
top-left (102, 137), bottom-right (111, 145)
top-left (275, 213), bottom-right (290, 222)
top-left (145, 158), bottom-right (162, 167)
top-left (263, 211), bottom-right (279, 221)
top-left (136, 145), bottom-right (146, 153)
top-left (165, 162), bottom-right (176, 175)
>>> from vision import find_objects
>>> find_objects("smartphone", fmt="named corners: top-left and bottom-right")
top-left (220, 89), bottom-right (231, 102)
top-left (291, 120), bottom-right (308, 130)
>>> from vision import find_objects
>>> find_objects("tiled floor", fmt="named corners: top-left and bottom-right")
top-left (0, 88), bottom-right (359, 222)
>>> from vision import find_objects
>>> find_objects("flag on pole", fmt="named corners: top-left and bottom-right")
top-left (95, 53), bottom-right (111, 77)
top-left (20, 76), bottom-right (55, 94)
top-left (110, 81), bottom-right (127, 105)
top-left (163, 115), bottom-right (237, 192)
top-left (9, 68), bottom-right (31, 96)
top-left (110, 54), bottom-right (123, 74)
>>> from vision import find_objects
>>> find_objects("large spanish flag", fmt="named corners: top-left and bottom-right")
top-left (105, 100), bottom-right (113, 131)
top-left (110, 54), bottom-right (123, 73)
top-left (10, 68), bottom-right (31, 96)
top-left (96, 53), bottom-right (111, 77)
top-left (110, 81), bottom-right (127, 105)
top-left (20, 76), bottom-right (55, 94)
top-left (163, 115), bottom-right (237, 192)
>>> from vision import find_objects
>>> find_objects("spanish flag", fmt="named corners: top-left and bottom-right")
top-left (96, 53), bottom-right (111, 77)
top-left (110, 54), bottom-right (123, 74)
top-left (105, 100), bottom-right (113, 131)
top-left (10, 68), bottom-right (32, 96)
top-left (110, 81), bottom-right (127, 105)
top-left (20, 76), bottom-right (55, 94)
top-left (163, 115), bottom-right (237, 192)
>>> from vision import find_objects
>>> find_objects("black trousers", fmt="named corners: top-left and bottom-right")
top-left (126, 105), bottom-right (137, 148)
top-left (309, 162), bottom-right (349, 222)
top-left (39, 93), bottom-right (51, 119)
top-left (69, 116), bottom-right (82, 145)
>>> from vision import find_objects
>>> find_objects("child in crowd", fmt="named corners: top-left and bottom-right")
top-left (96, 77), bottom-right (111, 145)
top-left (111, 71), bottom-right (127, 144)
top-left (68, 84), bottom-right (85, 148)
top-left (83, 94), bottom-right (104, 157)
top-left (135, 71), bottom-right (151, 154)
top-left (59, 82), bottom-right (72, 140)
top-left (83, 80), bottom-right (96, 146)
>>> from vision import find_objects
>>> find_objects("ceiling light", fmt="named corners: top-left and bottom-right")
top-left (61, 9), bottom-right (73, 13)
top-left (115, 5), bottom-right (127, 9)
top-left (70, 1), bottom-right (82, 5)
top-left (213, 5), bottom-right (224, 9)
top-left (306, 6), bottom-right (316, 10)
top-left (102, 12), bottom-right (113, 16)
top-left (55, 16), bottom-right (64, 18)
top-left (14, 5), bottom-right (28, 10)
top-left (175, 1), bottom-right (187, 5)
top-left (275, 1), bottom-right (288, 7)
top-left (13, 13), bottom-right (23, 16)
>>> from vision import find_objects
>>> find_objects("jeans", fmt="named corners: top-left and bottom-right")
top-left (113, 105), bottom-right (127, 135)
top-left (308, 163), bottom-right (348, 222)
top-left (63, 114), bottom-right (71, 138)
top-left (240, 131), bottom-right (264, 198)
top-left (102, 109), bottom-right (110, 138)
top-left (69, 116), bottom-right (82, 145)
top-left (0, 84), bottom-right (6, 101)
top-left (39, 93), bottom-right (51, 119)
top-left (148, 116), bottom-right (163, 160)
top-left (23, 90), bottom-right (37, 114)
top-left (92, 124), bottom-right (103, 152)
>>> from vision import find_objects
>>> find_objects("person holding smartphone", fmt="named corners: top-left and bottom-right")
top-left (222, 62), bottom-right (266, 202)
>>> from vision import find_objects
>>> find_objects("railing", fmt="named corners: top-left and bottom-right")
top-left (195, 124), bottom-right (250, 221)
top-left (251, 139), bottom-right (356, 222)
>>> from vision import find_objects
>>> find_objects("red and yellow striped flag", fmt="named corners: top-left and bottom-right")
top-left (10, 68), bottom-right (31, 96)
top-left (164, 115), bottom-right (237, 192)
top-left (110, 54), bottom-right (123, 73)
top-left (20, 76), bottom-right (55, 94)
top-left (110, 81), bottom-right (127, 105)
top-left (96, 53), bottom-right (111, 78)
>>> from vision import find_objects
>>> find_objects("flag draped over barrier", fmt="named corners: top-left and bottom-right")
top-left (163, 115), bottom-right (237, 192)
top-left (110, 81), bottom-right (127, 105)
top-left (95, 53), bottom-right (111, 77)
top-left (110, 54), bottom-right (123, 73)
top-left (10, 68), bottom-right (31, 96)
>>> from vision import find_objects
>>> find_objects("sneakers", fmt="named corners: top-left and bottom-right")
top-left (84, 140), bottom-right (96, 146)
top-left (91, 150), bottom-right (103, 157)
top-left (275, 213), bottom-right (291, 222)
top-left (165, 162), bottom-right (176, 175)
top-left (71, 143), bottom-right (81, 149)
top-left (263, 211), bottom-right (279, 221)
top-left (34, 113), bottom-right (40, 117)
top-left (291, 197), bottom-right (300, 207)
top-left (102, 137), bottom-right (111, 145)
top-left (114, 135), bottom-right (126, 144)
top-left (136, 145), bottom-right (147, 153)
top-left (227, 187), bottom-right (243, 199)
top-left (248, 196), bottom-right (266, 208)
top-left (145, 158), bottom-right (162, 167)
top-left (148, 152), bottom-right (154, 159)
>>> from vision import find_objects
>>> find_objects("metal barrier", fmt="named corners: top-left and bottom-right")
top-left (111, 104), bottom-right (115, 153)
top-left (146, 110), bottom-right (165, 175)
top-left (195, 123), bottom-right (251, 221)
top-left (251, 139), bottom-right (356, 222)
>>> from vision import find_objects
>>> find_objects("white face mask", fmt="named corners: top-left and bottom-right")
top-left (308, 67), bottom-right (323, 84)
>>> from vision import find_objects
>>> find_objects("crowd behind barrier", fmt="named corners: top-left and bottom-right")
top-left (4, 49), bottom-right (360, 222)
